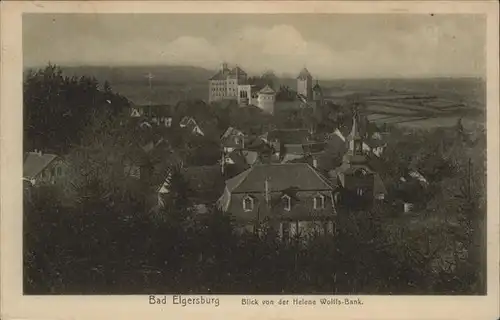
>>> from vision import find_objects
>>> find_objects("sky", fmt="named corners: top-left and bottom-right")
top-left (23, 14), bottom-right (486, 79)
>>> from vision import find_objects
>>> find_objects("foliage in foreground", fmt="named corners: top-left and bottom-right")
top-left (24, 180), bottom-right (485, 295)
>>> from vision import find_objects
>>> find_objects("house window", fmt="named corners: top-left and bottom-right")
top-left (325, 221), bottom-right (335, 234)
top-left (290, 221), bottom-right (298, 237)
top-left (243, 196), bottom-right (254, 212)
top-left (313, 195), bottom-right (325, 209)
top-left (312, 221), bottom-right (324, 235)
top-left (282, 194), bottom-right (291, 211)
top-left (164, 118), bottom-right (172, 127)
top-left (356, 188), bottom-right (364, 196)
top-left (56, 166), bottom-right (62, 176)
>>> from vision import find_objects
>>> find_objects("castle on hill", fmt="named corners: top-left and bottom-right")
top-left (208, 63), bottom-right (324, 114)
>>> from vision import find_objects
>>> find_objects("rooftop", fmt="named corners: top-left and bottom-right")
top-left (259, 85), bottom-right (276, 94)
top-left (297, 68), bottom-right (312, 80)
top-left (229, 66), bottom-right (247, 76)
top-left (23, 152), bottom-right (58, 178)
top-left (266, 128), bottom-right (311, 144)
top-left (225, 163), bottom-right (334, 194)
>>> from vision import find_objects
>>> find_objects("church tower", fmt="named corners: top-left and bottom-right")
top-left (344, 110), bottom-right (366, 164)
top-left (296, 68), bottom-right (313, 101)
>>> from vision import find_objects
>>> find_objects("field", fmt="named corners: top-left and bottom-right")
top-left (45, 65), bottom-right (485, 130)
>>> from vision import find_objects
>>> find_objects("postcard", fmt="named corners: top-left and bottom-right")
top-left (1, 1), bottom-right (499, 320)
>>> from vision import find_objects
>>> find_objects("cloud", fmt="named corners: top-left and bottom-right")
top-left (155, 24), bottom-right (339, 78)
top-left (24, 17), bottom-right (485, 78)
top-left (153, 22), bottom-right (484, 78)
top-left (161, 36), bottom-right (222, 67)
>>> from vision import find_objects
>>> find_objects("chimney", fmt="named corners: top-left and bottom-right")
top-left (221, 151), bottom-right (225, 175)
top-left (264, 178), bottom-right (270, 205)
top-left (312, 158), bottom-right (318, 168)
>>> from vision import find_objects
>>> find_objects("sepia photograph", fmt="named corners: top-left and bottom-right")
top-left (20, 11), bottom-right (489, 295)
top-left (1, 1), bottom-right (499, 320)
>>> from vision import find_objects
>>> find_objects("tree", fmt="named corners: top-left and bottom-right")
top-left (23, 63), bottom-right (130, 154)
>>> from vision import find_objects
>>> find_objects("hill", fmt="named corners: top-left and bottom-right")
top-left (23, 65), bottom-right (486, 128)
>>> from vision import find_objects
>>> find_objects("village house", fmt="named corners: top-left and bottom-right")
top-left (23, 150), bottom-right (68, 187)
top-left (130, 104), bottom-right (174, 128)
top-left (23, 150), bottom-right (72, 202)
top-left (396, 170), bottom-right (429, 213)
top-left (260, 128), bottom-right (312, 161)
top-left (280, 142), bottom-right (327, 167)
top-left (217, 163), bottom-right (337, 239)
top-left (220, 127), bottom-right (246, 153)
top-left (221, 149), bottom-right (260, 178)
top-left (179, 116), bottom-right (205, 136)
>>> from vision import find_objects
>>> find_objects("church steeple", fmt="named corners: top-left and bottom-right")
top-left (347, 111), bottom-right (363, 154)
top-left (343, 111), bottom-right (367, 164)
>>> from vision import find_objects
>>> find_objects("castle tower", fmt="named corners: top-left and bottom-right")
top-left (297, 68), bottom-right (313, 101)
top-left (312, 80), bottom-right (323, 102)
top-left (312, 80), bottom-right (323, 117)
top-left (257, 85), bottom-right (276, 114)
top-left (221, 62), bottom-right (229, 74)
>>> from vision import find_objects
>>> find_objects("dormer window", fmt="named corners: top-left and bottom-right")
top-left (355, 141), bottom-right (363, 154)
top-left (282, 194), bottom-right (291, 211)
top-left (354, 168), bottom-right (367, 177)
top-left (313, 194), bottom-right (325, 209)
top-left (243, 195), bottom-right (254, 212)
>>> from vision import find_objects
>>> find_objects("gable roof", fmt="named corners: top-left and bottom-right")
top-left (297, 68), bottom-right (312, 80)
top-left (281, 153), bottom-right (305, 164)
top-left (302, 142), bottom-right (327, 154)
top-left (229, 66), bottom-right (247, 76)
top-left (225, 163), bottom-right (334, 194)
top-left (209, 71), bottom-right (227, 81)
top-left (259, 85), bottom-right (276, 94)
top-left (23, 152), bottom-right (58, 178)
top-left (221, 126), bottom-right (245, 140)
top-left (179, 116), bottom-right (200, 128)
top-left (241, 150), bottom-right (259, 165)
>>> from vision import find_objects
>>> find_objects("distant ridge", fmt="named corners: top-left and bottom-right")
top-left (23, 64), bottom-right (485, 107)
